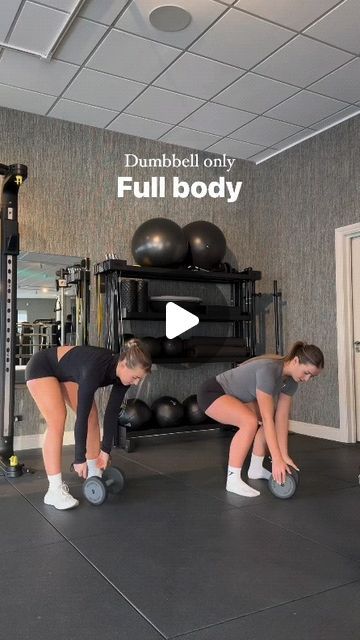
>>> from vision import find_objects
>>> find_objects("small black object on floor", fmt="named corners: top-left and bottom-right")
top-left (1, 433), bottom-right (360, 640)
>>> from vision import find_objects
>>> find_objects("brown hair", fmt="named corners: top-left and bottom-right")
top-left (119, 338), bottom-right (152, 373)
top-left (284, 341), bottom-right (324, 369)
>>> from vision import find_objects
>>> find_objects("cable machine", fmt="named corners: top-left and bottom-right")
top-left (0, 163), bottom-right (27, 466)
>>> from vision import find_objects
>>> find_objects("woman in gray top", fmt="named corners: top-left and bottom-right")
top-left (198, 341), bottom-right (324, 498)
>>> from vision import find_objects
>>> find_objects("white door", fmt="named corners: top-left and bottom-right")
top-left (351, 235), bottom-right (360, 441)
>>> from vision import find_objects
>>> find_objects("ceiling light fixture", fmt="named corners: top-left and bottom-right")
top-left (149, 5), bottom-right (192, 32)
top-left (254, 109), bottom-right (360, 165)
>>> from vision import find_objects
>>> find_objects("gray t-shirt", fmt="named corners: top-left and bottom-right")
top-left (216, 358), bottom-right (298, 402)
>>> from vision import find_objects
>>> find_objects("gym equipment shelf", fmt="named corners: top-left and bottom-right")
top-left (121, 306), bottom-right (251, 322)
top-left (95, 258), bottom-right (261, 451)
top-left (94, 259), bottom-right (261, 283)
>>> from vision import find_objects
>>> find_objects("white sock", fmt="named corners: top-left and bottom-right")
top-left (87, 458), bottom-right (103, 478)
top-left (248, 454), bottom-right (272, 480)
top-left (226, 466), bottom-right (260, 497)
top-left (48, 473), bottom-right (62, 491)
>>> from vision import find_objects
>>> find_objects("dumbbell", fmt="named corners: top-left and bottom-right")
top-left (268, 467), bottom-right (300, 499)
top-left (83, 466), bottom-right (125, 506)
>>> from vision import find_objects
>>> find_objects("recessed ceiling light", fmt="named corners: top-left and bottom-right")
top-left (149, 5), bottom-right (192, 32)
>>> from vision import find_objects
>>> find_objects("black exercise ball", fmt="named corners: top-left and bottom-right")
top-left (183, 394), bottom-right (207, 425)
top-left (132, 217), bottom-right (188, 267)
top-left (121, 333), bottom-right (134, 346)
top-left (118, 399), bottom-right (152, 430)
top-left (140, 336), bottom-right (162, 358)
top-left (160, 336), bottom-right (183, 357)
top-left (183, 220), bottom-right (226, 270)
top-left (152, 396), bottom-right (184, 428)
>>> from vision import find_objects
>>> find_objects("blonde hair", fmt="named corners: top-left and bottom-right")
top-left (119, 338), bottom-right (152, 373)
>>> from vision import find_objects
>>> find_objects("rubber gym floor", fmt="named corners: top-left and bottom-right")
top-left (1, 432), bottom-right (360, 640)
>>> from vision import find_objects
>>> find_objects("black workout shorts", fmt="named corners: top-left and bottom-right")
top-left (25, 347), bottom-right (58, 382)
top-left (197, 377), bottom-right (225, 412)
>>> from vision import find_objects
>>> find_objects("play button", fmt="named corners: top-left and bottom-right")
top-left (166, 302), bottom-right (199, 339)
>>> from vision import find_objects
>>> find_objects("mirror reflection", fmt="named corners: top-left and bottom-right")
top-left (16, 252), bottom-right (86, 365)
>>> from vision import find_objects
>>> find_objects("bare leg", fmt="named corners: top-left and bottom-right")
top-left (206, 395), bottom-right (259, 467)
top-left (26, 377), bottom-right (66, 475)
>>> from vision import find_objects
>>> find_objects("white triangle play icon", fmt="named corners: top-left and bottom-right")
top-left (166, 302), bottom-right (199, 339)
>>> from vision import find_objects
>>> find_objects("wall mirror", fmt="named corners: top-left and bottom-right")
top-left (16, 252), bottom-right (87, 370)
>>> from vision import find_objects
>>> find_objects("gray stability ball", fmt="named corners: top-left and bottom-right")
top-left (132, 217), bottom-right (188, 267)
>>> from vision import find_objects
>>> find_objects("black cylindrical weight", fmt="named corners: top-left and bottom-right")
top-left (120, 279), bottom-right (137, 312)
top-left (103, 467), bottom-right (125, 494)
top-left (137, 280), bottom-right (148, 312)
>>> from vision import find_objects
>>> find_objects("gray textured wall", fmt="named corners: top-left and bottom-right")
top-left (248, 116), bottom-right (360, 428)
top-left (0, 106), bottom-right (253, 435)
top-left (2, 105), bottom-right (358, 435)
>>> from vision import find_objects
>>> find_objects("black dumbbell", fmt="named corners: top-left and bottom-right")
top-left (83, 466), bottom-right (125, 506)
top-left (268, 467), bottom-right (300, 499)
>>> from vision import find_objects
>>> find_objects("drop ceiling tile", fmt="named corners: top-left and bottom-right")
top-left (125, 87), bottom-right (204, 124)
top-left (49, 98), bottom-right (118, 127)
top-left (54, 18), bottom-right (107, 65)
top-left (154, 53), bottom-right (244, 99)
top-left (234, 0), bottom-right (341, 31)
top-left (115, 0), bottom-right (227, 48)
top-left (309, 58), bottom-right (360, 103)
top-left (305, 0), bottom-right (360, 54)
top-left (32, 0), bottom-right (74, 10)
top-left (9, 2), bottom-right (68, 56)
top-left (0, 82), bottom-right (56, 115)
top-left (272, 128), bottom-right (316, 149)
top-left (159, 127), bottom-right (221, 149)
top-left (181, 102), bottom-right (256, 135)
top-left (255, 35), bottom-right (353, 87)
top-left (267, 90), bottom-right (348, 126)
top-left (231, 116), bottom-right (302, 145)
top-left (0, 0), bottom-right (23, 40)
top-left (214, 72), bottom-right (299, 112)
top-left (107, 113), bottom-right (172, 138)
top-left (248, 148), bottom-right (279, 163)
top-left (309, 105), bottom-right (360, 130)
top-left (64, 69), bottom-right (145, 111)
top-left (207, 137), bottom-right (266, 159)
top-left (79, 0), bottom-right (129, 25)
top-left (191, 8), bottom-right (294, 69)
top-left (0, 50), bottom-right (78, 94)
top-left (86, 29), bottom-right (180, 84)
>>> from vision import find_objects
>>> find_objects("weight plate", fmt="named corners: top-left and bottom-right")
top-left (83, 476), bottom-right (107, 505)
top-left (103, 466), bottom-right (126, 494)
top-left (268, 472), bottom-right (298, 499)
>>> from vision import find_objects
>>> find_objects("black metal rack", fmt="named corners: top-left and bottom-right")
top-left (94, 259), bottom-right (261, 451)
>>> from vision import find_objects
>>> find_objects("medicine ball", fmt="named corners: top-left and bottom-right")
top-left (132, 217), bottom-right (188, 267)
top-left (183, 394), bottom-right (206, 425)
top-left (152, 396), bottom-right (184, 428)
top-left (183, 220), bottom-right (226, 270)
top-left (140, 336), bottom-right (162, 358)
top-left (118, 399), bottom-right (152, 430)
top-left (160, 336), bottom-right (183, 357)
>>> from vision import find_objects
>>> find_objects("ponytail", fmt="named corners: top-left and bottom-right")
top-left (119, 338), bottom-right (152, 373)
top-left (284, 341), bottom-right (324, 369)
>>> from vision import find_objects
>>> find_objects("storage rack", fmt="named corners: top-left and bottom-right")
top-left (94, 259), bottom-right (261, 451)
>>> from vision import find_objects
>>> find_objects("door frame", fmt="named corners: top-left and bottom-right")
top-left (335, 221), bottom-right (360, 443)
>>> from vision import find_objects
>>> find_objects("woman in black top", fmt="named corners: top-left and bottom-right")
top-left (26, 339), bottom-right (151, 510)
